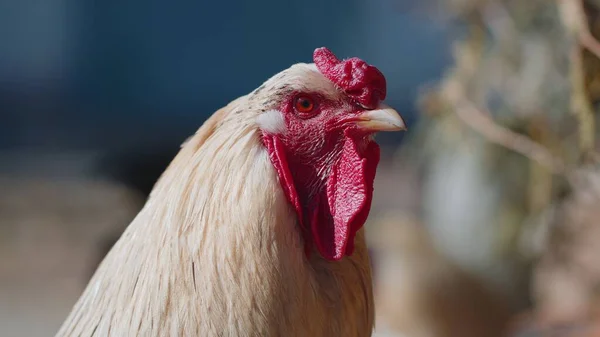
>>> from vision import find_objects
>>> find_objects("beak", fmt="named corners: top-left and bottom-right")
top-left (355, 104), bottom-right (407, 132)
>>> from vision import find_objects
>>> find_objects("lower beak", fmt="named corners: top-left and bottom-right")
top-left (355, 104), bottom-right (407, 132)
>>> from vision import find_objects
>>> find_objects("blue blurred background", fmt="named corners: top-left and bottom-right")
top-left (0, 0), bottom-right (450, 152)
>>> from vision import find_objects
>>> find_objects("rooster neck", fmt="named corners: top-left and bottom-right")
top-left (56, 120), bottom-right (374, 337)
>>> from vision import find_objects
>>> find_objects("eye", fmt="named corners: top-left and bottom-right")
top-left (294, 95), bottom-right (316, 115)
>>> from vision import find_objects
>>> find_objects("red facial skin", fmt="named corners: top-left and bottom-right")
top-left (262, 92), bottom-right (380, 261)
top-left (262, 48), bottom-right (385, 261)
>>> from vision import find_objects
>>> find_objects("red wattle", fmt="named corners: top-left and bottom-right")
top-left (315, 137), bottom-right (380, 260)
top-left (262, 135), bottom-right (304, 225)
top-left (263, 133), bottom-right (379, 261)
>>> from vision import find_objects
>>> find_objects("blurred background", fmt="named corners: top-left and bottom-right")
top-left (2, 0), bottom-right (600, 336)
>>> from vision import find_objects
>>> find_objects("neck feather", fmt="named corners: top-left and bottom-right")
top-left (56, 116), bottom-right (374, 337)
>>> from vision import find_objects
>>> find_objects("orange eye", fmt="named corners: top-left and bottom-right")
top-left (294, 95), bottom-right (315, 114)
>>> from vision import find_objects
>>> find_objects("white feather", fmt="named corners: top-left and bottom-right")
top-left (256, 109), bottom-right (286, 134)
top-left (285, 63), bottom-right (340, 99)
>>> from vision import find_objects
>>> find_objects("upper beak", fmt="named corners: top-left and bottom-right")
top-left (355, 104), bottom-right (407, 132)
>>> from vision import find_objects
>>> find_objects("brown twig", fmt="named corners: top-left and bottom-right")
top-left (580, 28), bottom-right (600, 59)
top-left (577, 0), bottom-right (600, 59)
top-left (448, 94), bottom-right (566, 174)
top-left (559, 0), bottom-right (597, 154)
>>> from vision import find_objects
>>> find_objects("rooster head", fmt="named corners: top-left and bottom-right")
top-left (255, 47), bottom-right (406, 261)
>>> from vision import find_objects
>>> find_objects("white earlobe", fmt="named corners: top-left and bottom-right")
top-left (257, 110), bottom-right (286, 134)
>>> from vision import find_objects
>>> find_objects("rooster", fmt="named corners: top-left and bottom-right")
top-left (56, 47), bottom-right (406, 337)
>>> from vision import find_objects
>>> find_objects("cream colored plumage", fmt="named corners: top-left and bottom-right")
top-left (56, 63), bottom-right (375, 337)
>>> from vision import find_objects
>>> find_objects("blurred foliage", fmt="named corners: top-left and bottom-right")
top-left (386, 0), bottom-right (600, 335)
top-left (369, 213), bottom-right (512, 337)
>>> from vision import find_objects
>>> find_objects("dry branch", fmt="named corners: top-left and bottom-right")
top-left (443, 81), bottom-right (566, 174)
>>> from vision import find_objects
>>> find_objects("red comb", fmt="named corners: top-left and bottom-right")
top-left (313, 47), bottom-right (386, 109)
